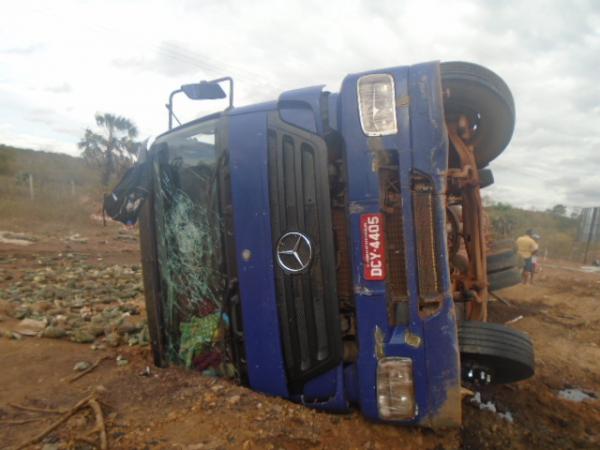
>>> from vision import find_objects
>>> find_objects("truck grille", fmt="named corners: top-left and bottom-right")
top-left (267, 113), bottom-right (342, 388)
top-left (412, 174), bottom-right (443, 305)
top-left (333, 207), bottom-right (353, 300)
top-left (379, 158), bottom-right (444, 321)
top-left (379, 160), bottom-right (409, 324)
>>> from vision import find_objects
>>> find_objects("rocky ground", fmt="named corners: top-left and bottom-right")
top-left (0, 228), bottom-right (146, 350)
top-left (0, 224), bottom-right (599, 449)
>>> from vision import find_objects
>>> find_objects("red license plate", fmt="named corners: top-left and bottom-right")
top-left (360, 213), bottom-right (386, 281)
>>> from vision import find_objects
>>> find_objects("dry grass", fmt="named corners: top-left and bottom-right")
top-left (0, 194), bottom-right (98, 231)
top-left (0, 145), bottom-right (106, 232)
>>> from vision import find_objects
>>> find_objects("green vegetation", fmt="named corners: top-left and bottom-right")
top-left (486, 201), bottom-right (586, 260)
top-left (78, 113), bottom-right (140, 186)
top-left (547, 204), bottom-right (567, 217)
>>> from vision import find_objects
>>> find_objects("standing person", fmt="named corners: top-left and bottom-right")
top-left (516, 229), bottom-right (539, 285)
top-left (530, 233), bottom-right (541, 284)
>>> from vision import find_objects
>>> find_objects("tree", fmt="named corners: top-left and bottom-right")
top-left (494, 201), bottom-right (513, 213)
top-left (548, 204), bottom-right (567, 217)
top-left (78, 113), bottom-right (139, 186)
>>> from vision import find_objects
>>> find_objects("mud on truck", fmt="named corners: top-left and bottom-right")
top-left (105, 61), bottom-right (534, 427)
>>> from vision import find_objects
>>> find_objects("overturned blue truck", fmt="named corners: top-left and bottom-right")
top-left (107, 61), bottom-right (534, 427)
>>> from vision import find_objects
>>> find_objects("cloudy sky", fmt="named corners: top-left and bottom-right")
top-left (1, 0), bottom-right (599, 209)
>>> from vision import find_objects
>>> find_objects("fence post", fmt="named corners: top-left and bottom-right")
top-left (583, 208), bottom-right (598, 265)
top-left (28, 173), bottom-right (34, 200)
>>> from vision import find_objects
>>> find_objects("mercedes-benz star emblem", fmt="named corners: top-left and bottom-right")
top-left (276, 232), bottom-right (313, 273)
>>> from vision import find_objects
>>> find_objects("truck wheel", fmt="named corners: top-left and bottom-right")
top-left (488, 267), bottom-right (522, 291)
top-left (487, 248), bottom-right (519, 273)
top-left (459, 321), bottom-right (534, 384)
top-left (441, 62), bottom-right (515, 168)
top-left (479, 168), bottom-right (494, 189)
top-left (446, 206), bottom-right (461, 259)
top-left (489, 238), bottom-right (517, 253)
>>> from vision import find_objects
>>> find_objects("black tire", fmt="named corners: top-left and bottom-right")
top-left (478, 168), bottom-right (494, 189)
top-left (446, 206), bottom-right (461, 258)
top-left (459, 321), bottom-right (534, 384)
top-left (487, 248), bottom-right (519, 273)
top-left (451, 253), bottom-right (469, 274)
top-left (488, 267), bottom-right (521, 291)
top-left (441, 62), bottom-right (515, 168)
top-left (489, 239), bottom-right (517, 253)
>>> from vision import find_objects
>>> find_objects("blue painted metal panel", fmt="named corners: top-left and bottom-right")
top-left (337, 62), bottom-right (460, 425)
top-left (407, 63), bottom-right (460, 425)
top-left (385, 66), bottom-right (431, 424)
top-left (343, 363), bottom-right (359, 403)
top-left (278, 85), bottom-right (326, 134)
top-left (227, 110), bottom-right (289, 397)
top-left (228, 100), bottom-right (277, 116)
top-left (221, 62), bottom-right (459, 423)
top-left (302, 366), bottom-right (338, 400)
top-left (299, 365), bottom-right (349, 411)
top-left (339, 66), bottom-right (400, 421)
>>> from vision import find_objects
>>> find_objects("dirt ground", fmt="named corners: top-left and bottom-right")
top-left (0, 221), bottom-right (599, 450)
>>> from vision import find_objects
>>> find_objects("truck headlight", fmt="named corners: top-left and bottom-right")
top-left (377, 357), bottom-right (416, 420)
top-left (357, 74), bottom-right (398, 136)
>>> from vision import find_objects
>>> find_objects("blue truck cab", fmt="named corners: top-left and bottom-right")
top-left (125, 60), bottom-right (534, 427)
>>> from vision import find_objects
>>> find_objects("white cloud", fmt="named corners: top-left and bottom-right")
top-left (0, 0), bottom-right (599, 208)
top-left (0, 124), bottom-right (78, 155)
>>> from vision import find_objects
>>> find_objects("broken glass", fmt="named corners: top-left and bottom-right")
top-left (151, 119), bottom-right (228, 371)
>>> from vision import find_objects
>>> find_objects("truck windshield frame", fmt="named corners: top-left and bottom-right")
top-left (151, 118), bottom-right (228, 366)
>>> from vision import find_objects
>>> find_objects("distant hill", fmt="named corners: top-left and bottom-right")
top-left (0, 144), bottom-right (99, 186)
top-left (0, 144), bottom-right (102, 228)
top-left (486, 202), bottom-right (583, 260)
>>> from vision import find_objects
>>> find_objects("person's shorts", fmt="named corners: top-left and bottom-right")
top-left (523, 257), bottom-right (534, 273)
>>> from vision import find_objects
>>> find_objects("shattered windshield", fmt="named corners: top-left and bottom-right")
top-left (152, 119), bottom-right (227, 369)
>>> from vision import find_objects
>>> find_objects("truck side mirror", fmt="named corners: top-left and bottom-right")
top-left (181, 82), bottom-right (226, 100)
top-left (167, 77), bottom-right (234, 130)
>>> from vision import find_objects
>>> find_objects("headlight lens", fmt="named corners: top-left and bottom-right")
top-left (357, 74), bottom-right (398, 136)
top-left (377, 357), bottom-right (416, 420)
